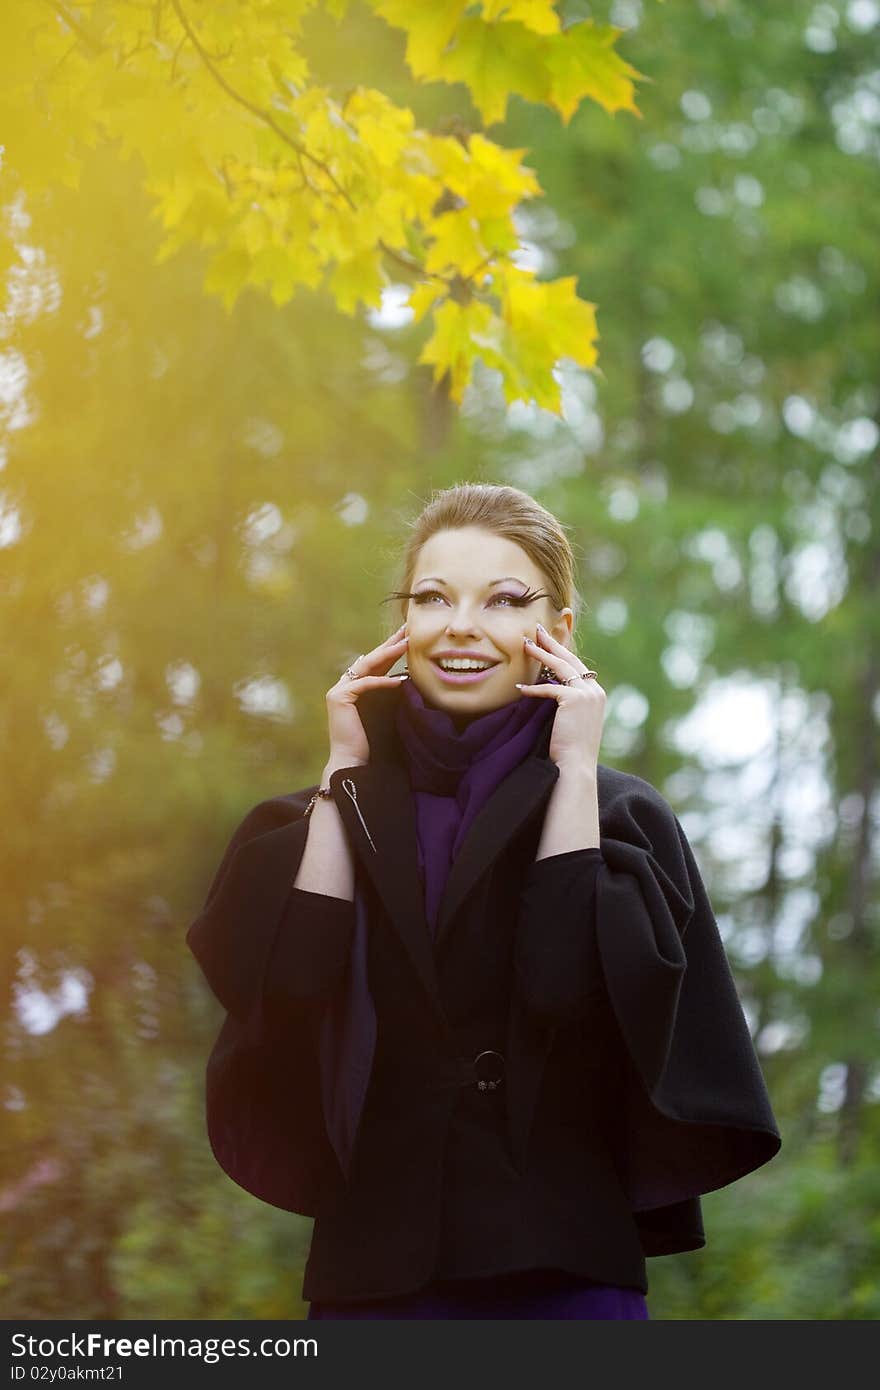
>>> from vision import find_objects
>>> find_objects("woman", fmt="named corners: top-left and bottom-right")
top-left (186, 483), bottom-right (781, 1320)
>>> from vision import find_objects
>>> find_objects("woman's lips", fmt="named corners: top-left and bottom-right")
top-left (429, 659), bottom-right (500, 685)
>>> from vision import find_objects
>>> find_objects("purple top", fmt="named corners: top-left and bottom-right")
top-left (308, 1266), bottom-right (649, 1319)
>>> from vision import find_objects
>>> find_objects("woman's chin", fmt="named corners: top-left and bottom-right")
top-left (409, 661), bottom-right (525, 716)
top-left (421, 684), bottom-right (521, 721)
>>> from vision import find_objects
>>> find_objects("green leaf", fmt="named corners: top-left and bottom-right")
top-left (436, 17), bottom-right (549, 126)
top-left (544, 20), bottom-right (645, 125)
top-left (370, 0), bottom-right (469, 77)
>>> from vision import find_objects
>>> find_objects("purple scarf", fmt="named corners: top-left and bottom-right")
top-left (394, 678), bottom-right (558, 936)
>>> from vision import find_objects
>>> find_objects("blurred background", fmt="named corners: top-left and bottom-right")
top-left (1, 0), bottom-right (878, 1319)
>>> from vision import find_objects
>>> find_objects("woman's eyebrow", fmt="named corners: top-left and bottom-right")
top-left (414, 576), bottom-right (526, 588)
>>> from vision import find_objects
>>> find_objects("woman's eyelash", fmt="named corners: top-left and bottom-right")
top-left (386, 588), bottom-right (547, 607)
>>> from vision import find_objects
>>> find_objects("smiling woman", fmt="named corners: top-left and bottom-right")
top-left (384, 510), bottom-right (583, 718)
top-left (187, 481), bottom-right (781, 1322)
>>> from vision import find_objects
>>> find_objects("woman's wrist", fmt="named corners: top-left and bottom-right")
top-left (322, 753), bottom-right (368, 783)
top-left (535, 762), bottom-right (600, 857)
top-left (303, 756), bottom-right (369, 818)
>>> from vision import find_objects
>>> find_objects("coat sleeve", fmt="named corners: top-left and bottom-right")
top-left (184, 791), bottom-right (357, 1217)
top-left (514, 780), bottom-right (782, 1252)
top-left (514, 847), bottom-right (603, 1025)
top-left (185, 792), bottom-right (357, 1025)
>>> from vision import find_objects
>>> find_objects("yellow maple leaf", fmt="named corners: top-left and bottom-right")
top-left (500, 271), bottom-right (599, 370)
top-left (480, 0), bottom-right (560, 36)
top-left (544, 21), bottom-right (646, 125)
top-left (346, 86), bottom-right (416, 166)
top-left (457, 134), bottom-right (541, 218)
top-left (203, 246), bottom-right (252, 314)
top-left (418, 298), bottom-right (496, 402)
top-left (424, 209), bottom-right (488, 277)
top-left (328, 248), bottom-right (387, 314)
top-left (250, 244), bottom-right (320, 307)
top-left (240, 207), bottom-right (270, 257)
top-left (371, 0), bottom-right (469, 78)
top-left (437, 17), bottom-right (548, 126)
top-left (406, 280), bottom-right (444, 324)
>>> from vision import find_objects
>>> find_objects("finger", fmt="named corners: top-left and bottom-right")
top-left (535, 628), bottom-right (578, 661)
top-left (513, 683), bottom-right (559, 695)
top-left (358, 634), bottom-right (408, 671)
top-left (333, 673), bottom-right (408, 695)
top-left (524, 636), bottom-right (563, 665)
top-left (357, 659), bottom-right (409, 677)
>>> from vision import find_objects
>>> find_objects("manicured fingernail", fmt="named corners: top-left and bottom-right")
top-left (514, 682), bottom-right (523, 688)
top-left (537, 623), bottom-right (547, 633)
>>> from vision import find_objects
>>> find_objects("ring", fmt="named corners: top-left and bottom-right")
top-left (344, 654), bottom-right (366, 681)
top-left (561, 669), bottom-right (598, 686)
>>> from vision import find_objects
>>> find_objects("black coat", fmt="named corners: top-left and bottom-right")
top-left (186, 684), bottom-right (781, 1302)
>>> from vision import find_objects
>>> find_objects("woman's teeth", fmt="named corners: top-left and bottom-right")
top-left (437, 659), bottom-right (493, 671)
top-left (430, 657), bottom-right (500, 684)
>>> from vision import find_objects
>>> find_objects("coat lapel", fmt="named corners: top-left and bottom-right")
top-left (326, 756), bottom-right (449, 1035)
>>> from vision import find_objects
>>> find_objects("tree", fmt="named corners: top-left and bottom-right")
top-left (1, 0), bottom-right (651, 411)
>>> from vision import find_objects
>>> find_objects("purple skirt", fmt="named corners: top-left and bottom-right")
top-left (307, 1267), bottom-right (649, 1320)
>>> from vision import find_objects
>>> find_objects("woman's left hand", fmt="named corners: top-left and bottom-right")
top-left (516, 623), bottom-right (606, 772)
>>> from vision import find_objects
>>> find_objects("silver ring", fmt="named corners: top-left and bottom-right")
top-left (562, 669), bottom-right (598, 686)
top-left (344, 654), bottom-right (366, 681)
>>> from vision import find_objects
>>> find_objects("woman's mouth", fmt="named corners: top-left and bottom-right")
top-left (429, 658), bottom-right (501, 686)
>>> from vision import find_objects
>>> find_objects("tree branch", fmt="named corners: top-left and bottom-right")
top-left (168, 0), bottom-right (357, 212)
top-left (378, 239), bottom-right (445, 285)
top-left (43, 1), bottom-right (103, 55)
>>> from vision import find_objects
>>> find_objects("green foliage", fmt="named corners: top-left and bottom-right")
top-left (0, 0), bottom-right (649, 409)
top-left (1, 0), bottom-right (877, 1322)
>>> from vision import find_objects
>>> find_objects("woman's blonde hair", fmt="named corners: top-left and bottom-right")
top-left (385, 482), bottom-right (585, 641)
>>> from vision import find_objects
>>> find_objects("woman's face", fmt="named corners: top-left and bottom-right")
top-left (403, 526), bottom-right (574, 718)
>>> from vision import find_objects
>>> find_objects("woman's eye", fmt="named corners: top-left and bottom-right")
top-left (412, 591), bottom-right (523, 607)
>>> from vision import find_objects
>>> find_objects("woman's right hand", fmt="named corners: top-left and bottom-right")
top-left (324, 621), bottom-right (409, 768)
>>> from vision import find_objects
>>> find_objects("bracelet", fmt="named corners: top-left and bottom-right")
top-left (304, 785), bottom-right (334, 818)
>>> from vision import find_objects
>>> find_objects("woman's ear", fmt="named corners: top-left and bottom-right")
top-left (552, 607), bottom-right (574, 648)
